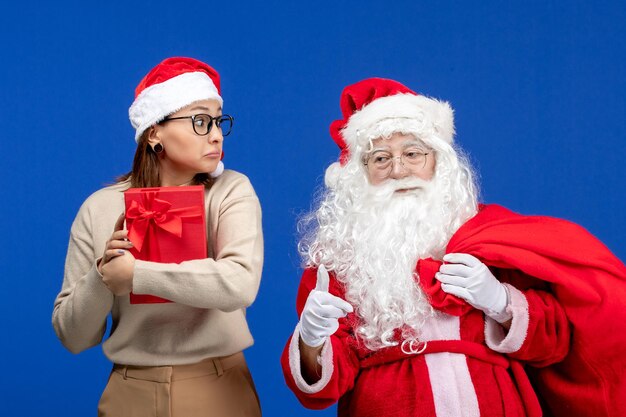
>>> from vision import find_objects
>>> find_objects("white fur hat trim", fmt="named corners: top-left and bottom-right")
top-left (129, 72), bottom-right (223, 142)
top-left (342, 93), bottom-right (454, 149)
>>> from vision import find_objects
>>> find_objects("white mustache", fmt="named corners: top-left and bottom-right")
top-left (389, 177), bottom-right (430, 191)
top-left (364, 177), bottom-right (431, 204)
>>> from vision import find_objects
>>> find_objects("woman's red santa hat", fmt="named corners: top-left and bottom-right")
top-left (128, 57), bottom-right (225, 177)
top-left (326, 78), bottom-right (455, 187)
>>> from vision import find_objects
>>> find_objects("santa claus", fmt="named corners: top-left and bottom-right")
top-left (281, 78), bottom-right (626, 417)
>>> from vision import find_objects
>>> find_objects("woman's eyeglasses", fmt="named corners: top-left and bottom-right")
top-left (160, 114), bottom-right (234, 136)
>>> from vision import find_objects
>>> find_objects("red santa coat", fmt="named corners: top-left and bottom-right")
top-left (281, 204), bottom-right (626, 417)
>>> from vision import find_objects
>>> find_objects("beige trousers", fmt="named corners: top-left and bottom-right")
top-left (98, 352), bottom-right (261, 417)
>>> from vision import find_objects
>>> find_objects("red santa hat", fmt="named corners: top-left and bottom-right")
top-left (326, 78), bottom-right (454, 187)
top-left (128, 57), bottom-right (225, 177)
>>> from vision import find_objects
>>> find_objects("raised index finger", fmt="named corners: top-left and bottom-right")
top-left (315, 264), bottom-right (330, 292)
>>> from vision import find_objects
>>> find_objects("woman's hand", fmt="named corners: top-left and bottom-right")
top-left (99, 213), bottom-right (136, 296)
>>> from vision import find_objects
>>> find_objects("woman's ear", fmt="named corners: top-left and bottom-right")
top-left (147, 125), bottom-right (161, 147)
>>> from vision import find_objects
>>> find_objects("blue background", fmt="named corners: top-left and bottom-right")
top-left (1, 1), bottom-right (624, 416)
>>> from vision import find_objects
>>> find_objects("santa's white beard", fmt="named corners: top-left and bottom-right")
top-left (342, 177), bottom-right (451, 349)
top-left (301, 161), bottom-right (478, 351)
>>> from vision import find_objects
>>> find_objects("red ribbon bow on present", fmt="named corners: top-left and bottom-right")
top-left (126, 193), bottom-right (204, 252)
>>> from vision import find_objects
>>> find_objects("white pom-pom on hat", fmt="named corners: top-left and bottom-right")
top-left (324, 162), bottom-right (342, 188)
top-left (209, 161), bottom-right (225, 178)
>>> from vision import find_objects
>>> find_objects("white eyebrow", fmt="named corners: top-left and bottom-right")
top-left (370, 145), bottom-right (390, 153)
top-left (370, 140), bottom-right (427, 154)
top-left (401, 139), bottom-right (427, 149)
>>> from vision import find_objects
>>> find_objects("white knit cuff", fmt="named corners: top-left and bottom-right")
top-left (485, 284), bottom-right (529, 353)
top-left (90, 259), bottom-right (112, 293)
top-left (288, 323), bottom-right (334, 394)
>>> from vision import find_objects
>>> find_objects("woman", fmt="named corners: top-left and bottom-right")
top-left (53, 57), bottom-right (263, 417)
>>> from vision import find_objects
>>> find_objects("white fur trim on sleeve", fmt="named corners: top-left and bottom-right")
top-left (484, 284), bottom-right (529, 353)
top-left (288, 322), bottom-right (335, 394)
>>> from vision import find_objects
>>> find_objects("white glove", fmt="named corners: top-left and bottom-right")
top-left (436, 253), bottom-right (511, 323)
top-left (299, 265), bottom-right (354, 347)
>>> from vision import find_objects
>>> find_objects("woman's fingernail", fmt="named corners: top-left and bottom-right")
top-left (117, 250), bottom-right (125, 254)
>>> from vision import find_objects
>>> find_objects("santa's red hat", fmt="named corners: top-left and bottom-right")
top-left (129, 57), bottom-right (223, 141)
top-left (128, 57), bottom-right (225, 177)
top-left (326, 78), bottom-right (454, 186)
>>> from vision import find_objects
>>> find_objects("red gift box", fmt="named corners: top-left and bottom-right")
top-left (124, 186), bottom-right (207, 304)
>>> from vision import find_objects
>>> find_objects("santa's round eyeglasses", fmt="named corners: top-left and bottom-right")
top-left (363, 148), bottom-right (430, 180)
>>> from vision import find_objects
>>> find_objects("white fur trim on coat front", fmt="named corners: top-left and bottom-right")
top-left (342, 93), bottom-right (454, 149)
top-left (288, 323), bottom-right (334, 394)
top-left (420, 311), bottom-right (481, 417)
top-left (129, 71), bottom-right (223, 142)
top-left (484, 284), bottom-right (529, 353)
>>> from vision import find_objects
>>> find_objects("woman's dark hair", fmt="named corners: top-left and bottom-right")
top-left (116, 128), bottom-right (215, 188)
